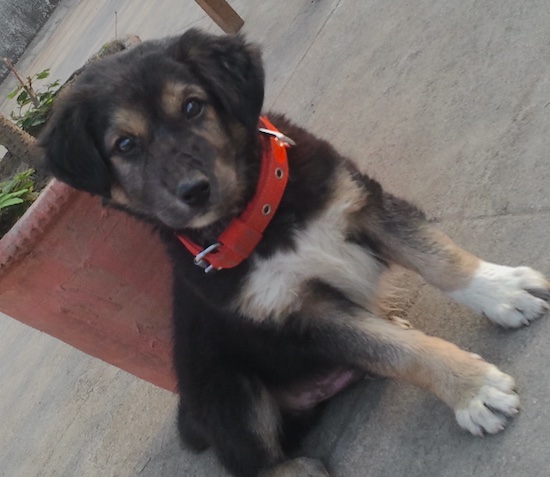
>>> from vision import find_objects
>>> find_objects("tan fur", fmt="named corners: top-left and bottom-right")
top-left (415, 229), bottom-right (481, 292)
top-left (110, 184), bottom-right (131, 205)
top-left (371, 223), bottom-right (481, 292)
top-left (249, 388), bottom-right (283, 462)
top-left (105, 108), bottom-right (149, 149)
top-left (194, 107), bottom-right (231, 150)
top-left (160, 82), bottom-right (208, 119)
top-left (352, 316), bottom-right (491, 408)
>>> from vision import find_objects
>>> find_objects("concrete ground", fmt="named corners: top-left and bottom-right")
top-left (1, 0), bottom-right (550, 475)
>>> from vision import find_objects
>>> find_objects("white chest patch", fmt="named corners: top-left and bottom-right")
top-left (234, 174), bottom-right (383, 323)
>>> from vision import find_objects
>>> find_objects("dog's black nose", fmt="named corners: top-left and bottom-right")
top-left (176, 178), bottom-right (211, 206)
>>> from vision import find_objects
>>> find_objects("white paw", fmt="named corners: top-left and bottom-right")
top-left (449, 262), bottom-right (550, 328)
top-left (455, 365), bottom-right (519, 436)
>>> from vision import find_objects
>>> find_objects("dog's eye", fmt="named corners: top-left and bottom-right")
top-left (114, 136), bottom-right (136, 153)
top-left (184, 99), bottom-right (203, 120)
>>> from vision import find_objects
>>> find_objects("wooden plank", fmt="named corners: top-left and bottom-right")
top-left (195, 0), bottom-right (244, 34)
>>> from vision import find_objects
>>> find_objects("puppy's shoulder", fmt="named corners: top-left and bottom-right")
top-left (268, 113), bottom-right (383, 216)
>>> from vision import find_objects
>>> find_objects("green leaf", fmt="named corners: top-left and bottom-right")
top-left (0, 170), bottom-right (35, 196)
top-left (6, 67), bottom-right (61, 133)
top-left (20, 117), bottom-right (34, 131)
top-left (29, 116), bottom-right (46, 127)
top-left (16, 90), bottom-right (29, 104)
top-left (36, 69), bottom-right (50, 80)
top-left (0, 196), bottom-right (25, 210)
top-left (0, 189), bottom-right (29, 209)
top-left (2, 189), bottom-right (29, 198)
top-left (7, 87), bottom-right (22, 99)
top-left (0, 178), bottom-right (18, 193)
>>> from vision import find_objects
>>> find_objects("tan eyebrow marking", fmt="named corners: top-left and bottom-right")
top-left (161, 81), bottom-right (208, 119)
top-left (105, 107), bottom-right (149, 150)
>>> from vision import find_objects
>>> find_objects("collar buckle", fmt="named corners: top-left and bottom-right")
top-left (193, 243), bottom-right (221, 273)
top-left (258, 127), bottom-right (296, 147)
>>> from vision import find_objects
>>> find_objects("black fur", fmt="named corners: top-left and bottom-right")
top-left (40, 93), bottom-right (112, 196)
top-left (40, 31), bottom-right (359, 476)
top-left (39, 29), bottom-right (537, 477)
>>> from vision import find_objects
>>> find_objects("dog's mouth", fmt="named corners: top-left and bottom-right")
top-left (156, 200), bottom-right (225, 231)
top-left (147, 171), bottom-right (242, 232)
top-left (109, 175), bottom-right (233, 232)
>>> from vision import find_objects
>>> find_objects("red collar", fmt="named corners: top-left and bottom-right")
top-left (176, 116), bottom-right (293, 272)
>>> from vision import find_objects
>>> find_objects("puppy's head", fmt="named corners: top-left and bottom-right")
top-left (40, 29), bottom-right (265, 231)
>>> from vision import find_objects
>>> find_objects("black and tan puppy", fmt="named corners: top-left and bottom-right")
top-left (40, 30), bottom-right (550, 477)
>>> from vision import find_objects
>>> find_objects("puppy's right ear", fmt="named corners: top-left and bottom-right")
top-left (168, 29), bottom-right (264, 132)
top-left (39, 94), bottom-right (111, 197)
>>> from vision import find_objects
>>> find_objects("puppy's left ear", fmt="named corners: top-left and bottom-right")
top-left (39, 92), bottom-right (112, 197)
top-left (169, 29), bottom-right (265, 130)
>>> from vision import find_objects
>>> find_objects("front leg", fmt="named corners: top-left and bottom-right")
top-left (302, 296), bottom-right (520, 436)
top-left (368, 192), bottom-right (550, 327)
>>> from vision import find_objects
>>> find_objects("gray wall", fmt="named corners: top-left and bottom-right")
top-left (0, 0), bottom-right (61, 82)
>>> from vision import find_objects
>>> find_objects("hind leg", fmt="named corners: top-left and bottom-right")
top-left (177, 399), bottom-right (210, 452)
top-left (180, 369), bottom-right (328, 477)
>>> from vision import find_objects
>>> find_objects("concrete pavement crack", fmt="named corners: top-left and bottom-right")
top-left (434, 206), bottom-right (550, 224)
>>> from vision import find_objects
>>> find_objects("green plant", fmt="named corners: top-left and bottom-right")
top-left (0, 169), bottom-right (37, 211)
top-left (7, 69), bottom-right (60, 134)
